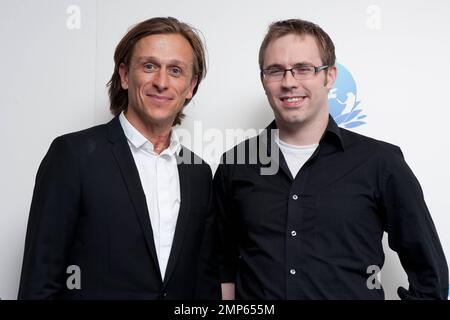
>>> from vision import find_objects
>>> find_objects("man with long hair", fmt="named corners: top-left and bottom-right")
top-left (19, 17), bottom-right (220, 300)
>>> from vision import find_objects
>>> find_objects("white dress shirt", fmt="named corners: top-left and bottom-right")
top-left (119, 112), bottom-right (181, 280)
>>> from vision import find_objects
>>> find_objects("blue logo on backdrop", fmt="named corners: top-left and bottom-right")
top-left (328, 63), bottom-right (367, 128)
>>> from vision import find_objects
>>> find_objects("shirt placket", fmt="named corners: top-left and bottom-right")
top-left (285, 154), bottom-right (314, 299)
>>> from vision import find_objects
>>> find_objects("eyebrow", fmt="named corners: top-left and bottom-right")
top-left (264, 63), bottom-right (284, 70)
top-left (264, 61), bottom-right (314, 69)
top-left (134, 56), bottom-right (189, 68)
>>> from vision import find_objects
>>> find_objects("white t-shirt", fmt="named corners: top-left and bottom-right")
top-left (275, 133), bottom-right (318, 179)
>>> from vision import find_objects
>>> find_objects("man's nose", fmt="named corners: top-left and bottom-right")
top-left (281, 69), bottom-right (298, 89)
top-left (152, 69), bottom-right (169, 91)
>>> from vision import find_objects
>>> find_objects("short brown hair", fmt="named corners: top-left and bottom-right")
top-left (259, 19), bottom-right (335, 70)
top-left (108, 17), bottom-right (207, 126)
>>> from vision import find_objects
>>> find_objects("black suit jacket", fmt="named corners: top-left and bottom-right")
top-left (18, 116), bottom-right (221, 299)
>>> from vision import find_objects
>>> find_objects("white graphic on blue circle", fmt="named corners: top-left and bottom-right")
top-left (328, 63), bottom-right (367, 128)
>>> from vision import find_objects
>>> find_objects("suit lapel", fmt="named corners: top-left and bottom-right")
top-left (107, 117), bottom-right (162, 282)
top-left (162, 148), bottom-right (191, 289)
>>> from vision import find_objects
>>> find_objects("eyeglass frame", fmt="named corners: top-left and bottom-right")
top-left (260, 64), bottom-right (329, 82)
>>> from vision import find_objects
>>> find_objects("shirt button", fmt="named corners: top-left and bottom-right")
top-left (292, 194), bottom-right (299, 200)
top-left (291, 231), bottom-right (297, 237)
top-left (290, 269), bottom-right (296, 275)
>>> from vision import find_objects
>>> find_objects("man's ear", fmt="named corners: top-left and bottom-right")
top-left (118, 63), bottom-right (129, 90)
top-left (325, 65), bottom-right (337, 90)
top-left (260, 73), bottom-right (268, 96)
top-left (186, 75), bottom-right (198, 100)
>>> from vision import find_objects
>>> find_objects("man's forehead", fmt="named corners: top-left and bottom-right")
top-left (133, 55), bottom-right (189, 67)
top-left (267, 33), bottom-right (319, 50)
top-left (130, 34), bottom-right (194, 64)
top-left (264, 33), bottom-right (322, 66)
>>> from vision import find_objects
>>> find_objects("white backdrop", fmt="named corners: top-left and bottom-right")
top-left (1, 0), bottom-right (449, 300)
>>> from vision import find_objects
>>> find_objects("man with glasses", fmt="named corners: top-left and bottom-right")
top-left (214, 19), bottom-right (448, 299)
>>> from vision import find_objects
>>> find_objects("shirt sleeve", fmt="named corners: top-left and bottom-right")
top-left (195, 165), bottom-right (222, 300)
top-left (213, 162), bottom-right (239, 283)
top-left (380, 146), bottom-right (448, 299)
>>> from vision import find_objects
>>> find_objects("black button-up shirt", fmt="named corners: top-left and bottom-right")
top-left (213, 116), bottom-right (448, 299)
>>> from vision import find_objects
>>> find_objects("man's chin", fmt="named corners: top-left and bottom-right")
top-left (276, 113), bottom-right (307, 127)
top-left (139, 109), bottom-right (176, 125)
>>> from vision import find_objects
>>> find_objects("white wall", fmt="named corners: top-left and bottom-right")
top-left (1, 0), bottom-right (449, 300)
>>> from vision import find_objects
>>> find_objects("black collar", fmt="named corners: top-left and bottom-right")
top-left (265, 114), bottom-right (345, 152)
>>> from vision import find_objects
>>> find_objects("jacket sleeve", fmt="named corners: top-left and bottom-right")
top-left (380, 147), bottom-right (448, 299)
top-left (194, 165), bottom-right (221, 299)
top-left (18, 136), bottom-right (81, 299)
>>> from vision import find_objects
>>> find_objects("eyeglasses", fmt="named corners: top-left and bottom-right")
top-left (261, 65), bottom-right (329, 82)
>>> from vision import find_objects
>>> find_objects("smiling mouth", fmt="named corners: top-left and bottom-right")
top-left (280, 95), bottom-right (308, 106)
top-left (146, 94), bottom-right (172, 101)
